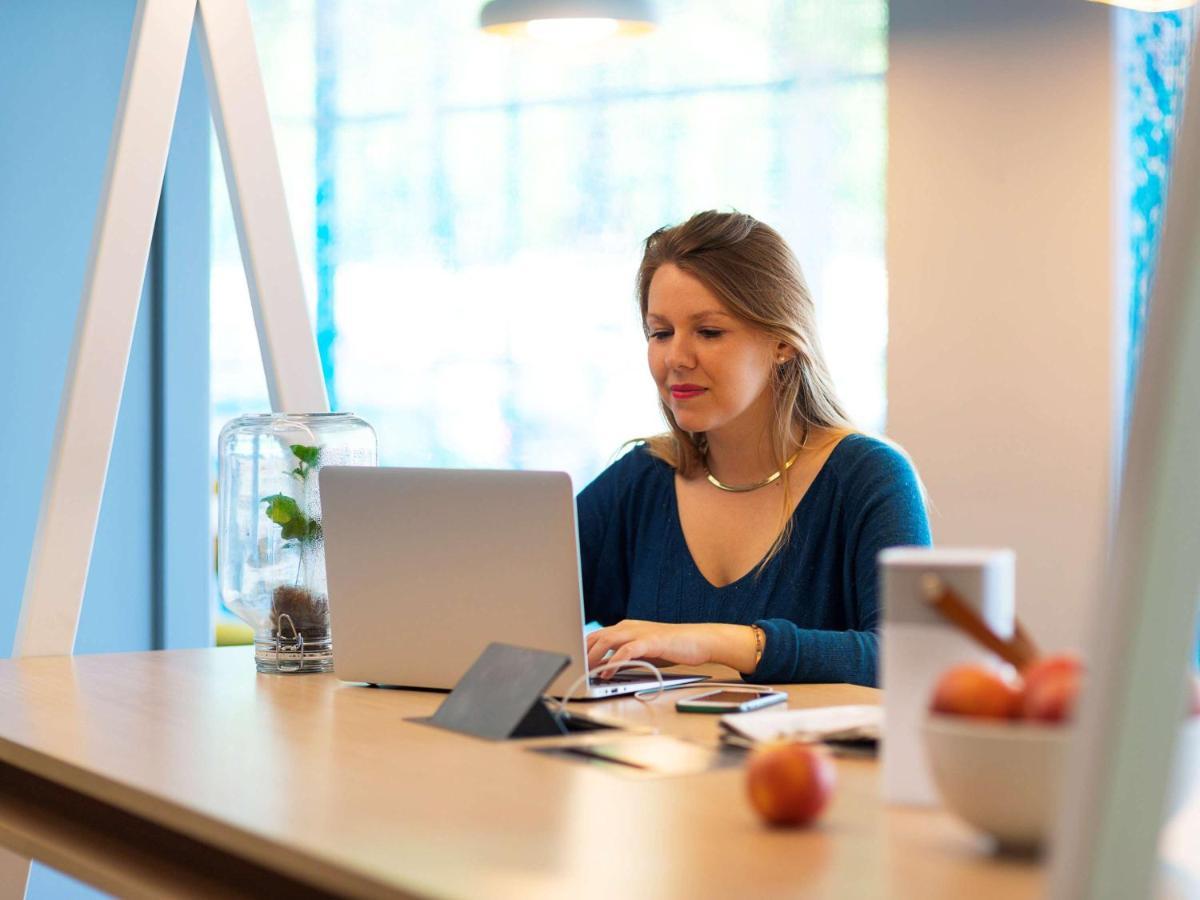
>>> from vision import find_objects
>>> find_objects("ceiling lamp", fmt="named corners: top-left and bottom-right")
top-left (479, 0), bottom-right (658, 39)
top-left (1087, 0), bottom-right (1197, 10)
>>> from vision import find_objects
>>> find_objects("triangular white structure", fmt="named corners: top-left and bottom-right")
top-left (15, 0), bottom-right (327, 661)
top-left (1048, 18), bottom-right (1200, 897)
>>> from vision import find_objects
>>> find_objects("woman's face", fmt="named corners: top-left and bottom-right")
top-left (645, 263), bottom-right (788, 439)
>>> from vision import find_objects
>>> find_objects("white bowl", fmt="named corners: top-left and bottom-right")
top-left (923, 715), bottom-right (1200, 852)
top-left (923, 715), bottom-right (1064, 851)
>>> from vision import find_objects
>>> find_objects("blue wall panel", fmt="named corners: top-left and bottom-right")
top-left (0, 0), bottom-right (142, 658)
top-left (0, 1), bottom-right (210, 652)
top-left (0, 0), bottom-right (210, 895)
top-left (75, 276), bottom-right (156, 655)
top-left (160, 33), bottom-right (213, 651)
top-left (1, 1), bottom-right (144, 895)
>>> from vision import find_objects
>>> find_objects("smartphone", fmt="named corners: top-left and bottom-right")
top-left (675, 688), bottom-right (787, 714)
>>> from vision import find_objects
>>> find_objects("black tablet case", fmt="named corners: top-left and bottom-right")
top-left (416, 642), bottom-right (571, 740)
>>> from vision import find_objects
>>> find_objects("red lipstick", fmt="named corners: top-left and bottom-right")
top-left (670, 384), bottom-right (706, 400)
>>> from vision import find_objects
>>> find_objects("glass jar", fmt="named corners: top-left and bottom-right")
top-left (218, 413), bottom-right (377, 673)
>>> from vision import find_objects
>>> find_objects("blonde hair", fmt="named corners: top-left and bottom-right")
top-left (635, 210), bottom-right (856, 567)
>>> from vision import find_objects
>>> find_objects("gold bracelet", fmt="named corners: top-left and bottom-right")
top-left (751, 624), bottom-right (764, 667)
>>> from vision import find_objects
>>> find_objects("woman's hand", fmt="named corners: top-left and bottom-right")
top-left (586, 620), bottom-right (759, 677)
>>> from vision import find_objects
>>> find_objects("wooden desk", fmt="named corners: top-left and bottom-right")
top-left (0, 648), bottom-right (1047, 899)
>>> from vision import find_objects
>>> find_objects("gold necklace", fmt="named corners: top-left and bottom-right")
top-left (705, 451), bottom-right (801, 493)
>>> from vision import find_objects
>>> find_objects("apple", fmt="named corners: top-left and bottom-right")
top-left (746, 742), bottom-right (836, 827)
top-left (930, 664), bottom-right (1021, 720)
top-left (1019, 652), bottom-right (1085, 723)
top-left (1022, 652), bottom-right (1083, 688)
top-left (1021, 668), bottom-right (1082, 722)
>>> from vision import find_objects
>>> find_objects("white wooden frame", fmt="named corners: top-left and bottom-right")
top-left (14, 0), bottom-right (326, 662)
top-left (1048, 17), bottom-right (1200, 899)
top-left (8, 1), bottom-right (320, 892)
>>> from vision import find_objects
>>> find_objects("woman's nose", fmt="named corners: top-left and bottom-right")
top-left (664, 335), bottom-right (696, 370)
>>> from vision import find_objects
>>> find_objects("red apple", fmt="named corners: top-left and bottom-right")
top-left (746, 742), bottom-right (836, 827)
top-left (1022, 652), bottom-right (1084, 688)
top-left (1018, 652), bottom-right (1084, 723)
top-left (1021, 668), bottom-right (1082, 722)
top-left (930, 664), bottom-right (1021, 720)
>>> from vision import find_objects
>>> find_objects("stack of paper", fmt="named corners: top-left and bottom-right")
top-left (718, 704), bottom-right (884, 748)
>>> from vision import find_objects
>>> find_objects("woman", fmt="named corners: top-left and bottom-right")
top-left (579, 211), bottom-right (930, 687)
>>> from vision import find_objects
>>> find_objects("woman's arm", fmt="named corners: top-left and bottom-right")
top-left (577, 446), bottom-right (647, 626)
top-left (585, 619), bottom-right (877, 684)
top-left (748, 441), bottom-right (932, 687)
top-left (586, 620), bottom-right (760, 676)
top-left (744, 622), bottom-right (879, 687)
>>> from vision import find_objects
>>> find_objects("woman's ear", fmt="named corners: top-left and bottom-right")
top-left (774, 343), bottom-right (797, 365)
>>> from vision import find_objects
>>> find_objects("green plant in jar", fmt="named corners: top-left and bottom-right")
top-left (260, 443), bottom-right (328, 644)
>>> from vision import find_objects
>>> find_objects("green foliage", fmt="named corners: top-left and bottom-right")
top-left (261, 444), bottom-right (324, 548)
top-left (288, 444), bottom-right (321, 483)
top-left (261, 494), bottom-right (321, 543)
top-left (262, 493), bottom-right (300, 526)
top-left (291, 444), bottom-right (321, 466)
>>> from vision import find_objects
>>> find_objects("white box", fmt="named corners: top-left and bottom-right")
top-left (879, 547), bottom-right (1015, 806)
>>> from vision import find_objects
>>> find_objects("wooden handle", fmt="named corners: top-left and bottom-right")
top-left (919, 574), bottom-right (1038, 670)
top-left (1010, 619), bottom-right (1041, 667)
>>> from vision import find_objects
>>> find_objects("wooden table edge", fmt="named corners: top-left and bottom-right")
top-left (0, 731), bottom-right (425, 899)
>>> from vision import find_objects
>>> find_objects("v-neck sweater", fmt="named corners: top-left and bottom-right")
top-left (576, 433), bottom-right (932, 686)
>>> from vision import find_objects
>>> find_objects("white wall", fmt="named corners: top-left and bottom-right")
top-left (887, 0), bottom-right (1119, 654)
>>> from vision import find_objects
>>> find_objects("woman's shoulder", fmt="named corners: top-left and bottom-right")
top-left (615, 439), bottom-right (663, 467)
top-left (824, 432), bottom-right (923, 495)
top-left (821, 431), bottom-right (931, 544)
top-left (828, 431), bottom-right (913, 466)
top-left (578, 440), bottom-right (673, 500)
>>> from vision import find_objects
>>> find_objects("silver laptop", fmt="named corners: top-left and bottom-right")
top-left (318, 466), bottom-right (708, 699)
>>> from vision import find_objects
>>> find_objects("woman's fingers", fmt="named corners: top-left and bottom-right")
top-left (591, 633), bottom-right (636, 677)
top-left (587, 622), bottom-right (676, 677)
top-left (586, 636), bottom-right (610, 670)
top-left (587, 628), bottom-right (626, 669)
top-left (587, 623), bottom-right (636, 660)
top-left (600, 640), bottom-right (652, 679)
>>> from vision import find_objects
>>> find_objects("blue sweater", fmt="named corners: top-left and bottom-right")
top-left (576, 434), bottom-right (931, 686)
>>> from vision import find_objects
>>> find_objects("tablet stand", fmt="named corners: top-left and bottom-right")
top-left (418, 643), bottom-right (572, 740)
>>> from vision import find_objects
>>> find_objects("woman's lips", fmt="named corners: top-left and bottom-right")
top-left (670, 385), bottom-right (707, 400)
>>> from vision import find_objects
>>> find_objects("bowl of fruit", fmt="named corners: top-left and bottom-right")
top-left (923, 655), bottom-right (1078, 850)
top-left (923, 653), bottom-right (1200, 852)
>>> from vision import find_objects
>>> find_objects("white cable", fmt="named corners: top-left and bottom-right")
top-left (551, 660), bottom-right (666, 727)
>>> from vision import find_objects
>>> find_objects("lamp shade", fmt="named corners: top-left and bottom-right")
top-left (479, 0), bottom-right (658, 37)
top-left (1087, 0), bottom-right (1196, 10)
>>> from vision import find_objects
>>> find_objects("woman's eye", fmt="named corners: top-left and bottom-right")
top-left (698, 329), bottom-right (724, 339)
top-left (649, 330), bottom-right (672, 341)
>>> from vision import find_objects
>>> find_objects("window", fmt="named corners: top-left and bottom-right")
top-left (1114, 8), bottom-right (1198, 664)
top-left (1117, 7), bottom-right (1195, 418)
top-left (210, 2), bottom-right (889, 617)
